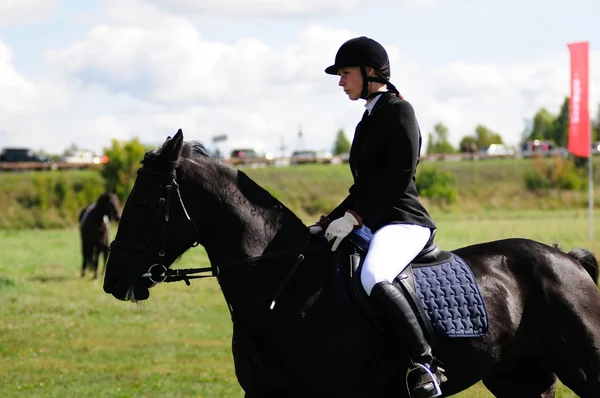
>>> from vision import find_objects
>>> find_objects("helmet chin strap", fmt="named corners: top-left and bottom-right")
top-left (359, 66), bottom-right (402, 100)
top-left (359, 66), bottom-right (369, 99)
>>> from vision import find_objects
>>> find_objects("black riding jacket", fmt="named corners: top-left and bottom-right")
top-left (327, 92), bottom-right (436, 233)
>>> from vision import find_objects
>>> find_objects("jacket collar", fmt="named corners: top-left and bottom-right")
top-left (365, 91), bottom-right (394, 116)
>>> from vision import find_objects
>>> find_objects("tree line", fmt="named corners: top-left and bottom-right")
top-left (424, 99), bottom-right (600, 155)
top-left (330, 98), bottom-right (600, 157)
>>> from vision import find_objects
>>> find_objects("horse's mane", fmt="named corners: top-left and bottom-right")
top-left (182, 141), bottom-right (213, 160)
top-left (141, 137), bottom-right (306, 238)
top-left (142, 139), bottom-right (214, 165)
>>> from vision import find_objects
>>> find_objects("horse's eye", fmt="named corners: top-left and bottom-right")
top-left (137, 200), bottom-right (147, 206)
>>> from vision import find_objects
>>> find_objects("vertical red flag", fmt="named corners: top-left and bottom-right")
top-left (567, 41), bottom-right (590, 158)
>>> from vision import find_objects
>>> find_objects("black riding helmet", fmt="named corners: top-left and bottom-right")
top-left (325, 36), bottom-right (400, 99)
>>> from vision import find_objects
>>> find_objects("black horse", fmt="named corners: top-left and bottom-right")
top-left (79, 190), bottom-right (121, 279)
top-left (104, 130), bottom-right (600, 397)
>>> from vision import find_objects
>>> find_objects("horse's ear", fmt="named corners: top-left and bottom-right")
top-left (161, 129), bottom-right (184, 161)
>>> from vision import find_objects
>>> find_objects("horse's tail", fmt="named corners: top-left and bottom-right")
top-left (568, 247), bottom-right (599, 285)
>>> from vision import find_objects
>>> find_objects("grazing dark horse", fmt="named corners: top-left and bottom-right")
top-left (79, 191), bottom-right (121, 279)
top-left (104, 130), bottom-right (600, 398)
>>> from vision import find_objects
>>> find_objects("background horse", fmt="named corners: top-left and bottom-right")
top-left (104, 130), bottom-right (600, 397)
top-left (79, 190), bottom-right (121, 280)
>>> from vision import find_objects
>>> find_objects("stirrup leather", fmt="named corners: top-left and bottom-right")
top-left (406, 363), bottom-right (442, 398)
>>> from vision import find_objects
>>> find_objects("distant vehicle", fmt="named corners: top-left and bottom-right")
top-left (61, 150), bottom-right (106, 164)
top-left (290, 150), bottom-right (333, 165)
top-left (0, 148), bottom-right (50, 163)
top-left (336, 152), bottom-right (350, 163)
top-left (228, 148), bottom-right (274, 167)
top-left (522, 140), bottom-right (568, 158)
top-left (483, 144), bottom-right (515, 158)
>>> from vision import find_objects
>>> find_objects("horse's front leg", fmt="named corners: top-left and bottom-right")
top-left (81, 240), bottom-right (92, 278)
top-left (92, 245), bottom-right (100, 280)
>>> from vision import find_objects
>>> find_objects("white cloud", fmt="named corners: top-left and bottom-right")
top-left (2, 0), bottom-right (598, 160)
top-left (140, 0), bottom-right (437, 18)
top-left (0, 0), bottom-right (64, 26)
top-left (0, 41), bottom-right (38, 114)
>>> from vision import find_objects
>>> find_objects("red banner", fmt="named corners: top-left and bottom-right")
top-left (567, 41), bottom-right (590, 158)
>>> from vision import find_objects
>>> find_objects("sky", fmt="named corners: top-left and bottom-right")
top-left (0, 0), bottom-right (598, 157)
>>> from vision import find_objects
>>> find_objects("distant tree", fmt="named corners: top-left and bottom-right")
top-left (519, 118), bottom-right (533, 149)
top-left (551, 97), bottom-right (570, 147)
top-left (529, 107), bottom-right (555, 141)
top-left (458, 136), bottom-right (477, 153)
top-left (332, 128), bottom-right (351, 155)
top-left (593, 103), bottom-right (600, 142)
top-left (458, 124), bottom-right (504, 152)
top-left (426, 123), bottom-right (455, 154)
top-left (474, 124), bottom-right (503, 149)
top-left (62, 143), bottom-right (81, 156)
top-left (101, 138), bottom-right (148, 201)
top-left (524, 97), bottom-right (569, 148)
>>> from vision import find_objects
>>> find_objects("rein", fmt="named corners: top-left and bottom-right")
top-left (109, 167), bottom-right (325, 307)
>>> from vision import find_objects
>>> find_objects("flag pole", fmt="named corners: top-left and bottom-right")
top-left (589, 121), bottom-right (594, 240)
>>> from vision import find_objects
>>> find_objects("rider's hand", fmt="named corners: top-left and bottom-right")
top-left (324, 211), bottom-right (362, 251)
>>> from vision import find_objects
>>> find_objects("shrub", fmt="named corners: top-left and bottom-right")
top-left (416, 168), bottom-right (458, 206)
top-left (0, 170), bottom-right (105, 229)
top-left (523, 157), bottom-right (586, 192)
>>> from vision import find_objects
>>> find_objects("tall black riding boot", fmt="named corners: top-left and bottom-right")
top-left (370, 281), bottom-right (444, 398)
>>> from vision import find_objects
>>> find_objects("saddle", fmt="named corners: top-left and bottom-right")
top-left (340, 226), bottom-right (489, 343)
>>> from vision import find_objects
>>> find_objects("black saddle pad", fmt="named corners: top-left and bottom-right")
top-left (348, 226), bottom-right (489, 338)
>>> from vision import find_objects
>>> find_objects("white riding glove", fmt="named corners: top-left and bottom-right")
top-left (324, 211), bottom-right (361, 251)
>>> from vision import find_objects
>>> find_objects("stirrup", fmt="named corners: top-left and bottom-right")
top-left (406, 363), bottom-right (442, 398)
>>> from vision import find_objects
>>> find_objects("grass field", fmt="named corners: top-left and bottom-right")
top-left (1, 208), bottom-right (598, 397)
top-left (3, 157), bottom-right (600, 229)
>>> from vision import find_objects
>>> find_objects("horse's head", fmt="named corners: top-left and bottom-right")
top-left (103, 130), bottom-right (203, 301)
top-left (97, 190), bottom-right (121, 222)
top-left (104, 128), bottom-right (308, 303)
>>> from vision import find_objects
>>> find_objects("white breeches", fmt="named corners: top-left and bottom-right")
top-left (360, 223), bottom-right (431, 296)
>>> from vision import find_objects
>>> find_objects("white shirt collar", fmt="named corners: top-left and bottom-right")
top-left (364, 89), bottom-right (387, 115)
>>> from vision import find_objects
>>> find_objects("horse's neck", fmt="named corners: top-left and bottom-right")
top-left (195, 168), bottom-right (307, 268)
top-left (205, 200), bottom-right (306, 265)
top-left (81, 203), bottom-right (100, 226)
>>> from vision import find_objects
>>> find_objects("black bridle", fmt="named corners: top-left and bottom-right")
top-left (109, 169), bottom-right (211, 286)
top-left (109, 167), bottom-right (319, 307)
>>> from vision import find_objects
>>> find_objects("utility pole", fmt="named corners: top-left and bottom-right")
top-left (212, 134), bottom-right (228, 158)
top-left (296, 124), bottom-right (304, 150)
top-left (279, 135), bottom-right (287, 159)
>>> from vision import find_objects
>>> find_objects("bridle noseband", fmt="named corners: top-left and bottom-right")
top-left (109, 168), bottom-right (212, 286)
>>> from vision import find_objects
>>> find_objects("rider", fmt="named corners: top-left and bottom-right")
top-left (309, 36), bottom-right (445, 398)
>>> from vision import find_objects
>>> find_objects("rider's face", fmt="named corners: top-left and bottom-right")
top-left (337, 67), bottom-right (363, 101)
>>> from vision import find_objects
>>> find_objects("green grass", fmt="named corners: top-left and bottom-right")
top-left (1, 209), bottom-right (597, 397)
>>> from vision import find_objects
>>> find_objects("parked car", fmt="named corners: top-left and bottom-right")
top-left (61, 150), bottom-right (105, 164)
top-left (290, 150), bottom-right (333, 165)
top-left (482, 144), bottom-right (516, 158)
top-left (228, 148), bottom-right (274, 167)
top-left (521, 140), bottom-right (568, 158)
top-left (0, 148), bottom-right (50, 163)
